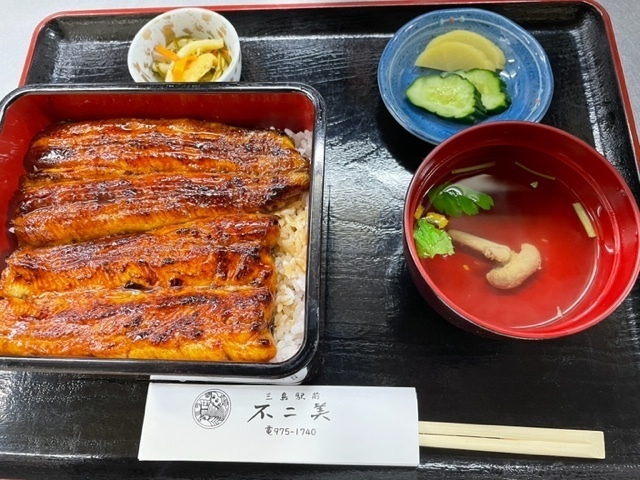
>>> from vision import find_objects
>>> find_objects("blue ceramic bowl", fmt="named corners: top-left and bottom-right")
top-left (378, 8), bottom-right (554, 145)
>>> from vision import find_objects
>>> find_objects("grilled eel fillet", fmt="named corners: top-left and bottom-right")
top-left (0, 214), bottom-right (279, 298)
top-left (0, 286), bottom-right (277, 362)
top-left (13, 170), bottom-right (308, 247)
top-left (25, 119), bottom-right (309, 184)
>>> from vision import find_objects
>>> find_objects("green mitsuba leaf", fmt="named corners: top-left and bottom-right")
top-left (413, 218), bottom-right (454, 259)
top-left (429, 183), bottom-right (494, 217)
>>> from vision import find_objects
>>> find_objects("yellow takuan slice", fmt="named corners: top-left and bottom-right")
top-left (423, 30), bottom-right (506, 70)
top-left (415, 41), bottom-right (497, 71)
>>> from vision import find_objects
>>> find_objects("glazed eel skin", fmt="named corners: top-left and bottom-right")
top-left (25, 119), bottom-right (309, 184)
top-left (0, 286), bottom-right (277, 362)
top-left (0, 119), bottom-right (310, 363)
top-left (13, 170), bottom-right (308, 247)
top-left (0, 214), bottom-right (279, 298)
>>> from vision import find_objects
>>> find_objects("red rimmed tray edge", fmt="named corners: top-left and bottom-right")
top-left (17, 0), bottom-right (640, 170)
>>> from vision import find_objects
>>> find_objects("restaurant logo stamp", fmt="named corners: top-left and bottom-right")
top-left (192, 389), bottom-right (232, 429)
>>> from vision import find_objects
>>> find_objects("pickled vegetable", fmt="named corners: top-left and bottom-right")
top-left (405, 74), bottom-right (487, 123)
top-left (415, 41), bottom-right (496, 72)
top-left (453, 69), bottom-right (511, 114)
top-left (152, 36), bottom-right (232, 82)
top-left (424, 30), bottom-right (506, 70)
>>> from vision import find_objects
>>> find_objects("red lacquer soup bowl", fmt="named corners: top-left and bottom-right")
top-left (403, 121), bottom-right (640, 339)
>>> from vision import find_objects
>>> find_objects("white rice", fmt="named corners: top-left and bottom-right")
top-left (285, 128), bottom-right (313, 157)
top-left (271, 129), bottom-right (312, 362)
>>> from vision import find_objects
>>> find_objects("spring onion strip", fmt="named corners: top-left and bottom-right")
top-left (573, 202), bottom-right (597, 238)
top-left (515, 161), bottom-right (556, 180)
top-left (451, 161), bottom-right (496, 175)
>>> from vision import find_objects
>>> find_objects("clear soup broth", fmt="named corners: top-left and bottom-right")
top-left (420, 151), bottom-right (599, 331)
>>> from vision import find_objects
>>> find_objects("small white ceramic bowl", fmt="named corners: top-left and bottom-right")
top-left (128, 7), bottom-right (241, 83)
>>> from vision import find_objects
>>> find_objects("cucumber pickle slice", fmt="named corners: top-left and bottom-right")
top-left (453, 69), bottom-right (511, 114)
top-left (405, 74), bottom-right (487, 124)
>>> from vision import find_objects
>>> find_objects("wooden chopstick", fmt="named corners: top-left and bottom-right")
top-left (419, 421), bottom-right (605, 459)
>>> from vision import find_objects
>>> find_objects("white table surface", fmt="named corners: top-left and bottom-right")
top-left (2, 0), bottom-right (640, 134)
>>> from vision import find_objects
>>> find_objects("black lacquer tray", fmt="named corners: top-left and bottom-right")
top-left (3, 1), bottom-right (640, 479)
